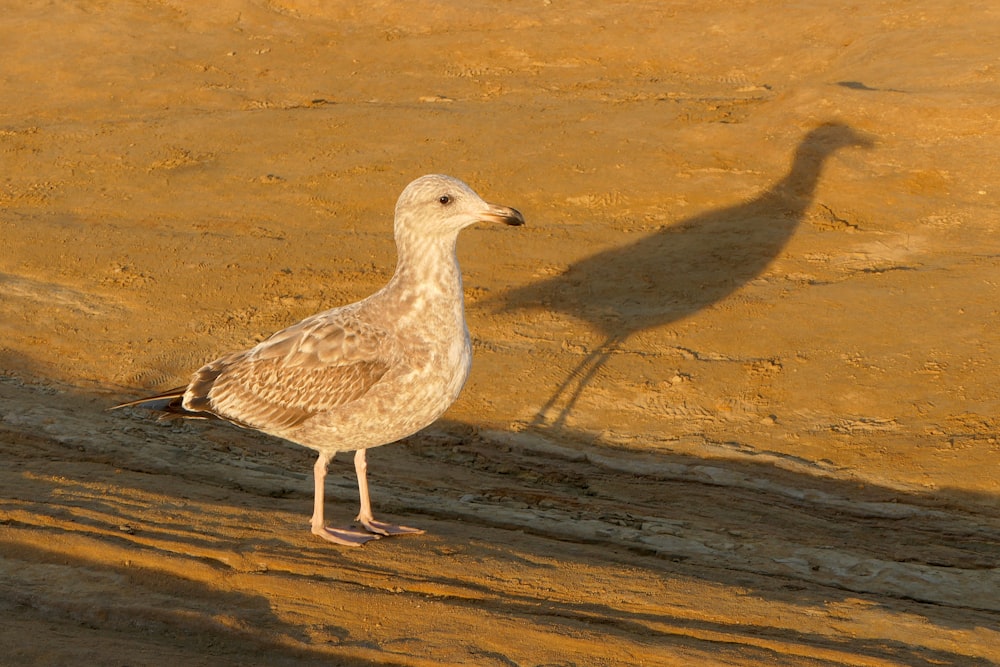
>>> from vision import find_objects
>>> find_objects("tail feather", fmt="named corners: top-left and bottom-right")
top-left (110, 386), bottom-right (215, 421)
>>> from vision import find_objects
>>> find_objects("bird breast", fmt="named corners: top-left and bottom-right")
top-left (288, 275), bottom-right (472, 452)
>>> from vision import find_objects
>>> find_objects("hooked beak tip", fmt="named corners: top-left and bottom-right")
top-left (482, 203), bottom-right (525, 227)
top-left (505, 207), bottom-right (526, 226)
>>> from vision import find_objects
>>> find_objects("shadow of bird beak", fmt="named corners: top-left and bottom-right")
top-left (481, 202), bottom-right (526, 226)
top-left (812, 121), bottom-right (877, 151)
top-left (846, 127), bottom-right (877, 150)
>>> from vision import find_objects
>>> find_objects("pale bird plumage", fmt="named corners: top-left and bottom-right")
top-left (114, 174), bottom-right (524, 546)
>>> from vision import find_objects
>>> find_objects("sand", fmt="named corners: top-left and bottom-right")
top-left (1, 1), bottom-right (999, 664)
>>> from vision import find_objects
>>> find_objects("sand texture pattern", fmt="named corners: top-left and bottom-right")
top-left (1, 2), bottom-right (999, 665)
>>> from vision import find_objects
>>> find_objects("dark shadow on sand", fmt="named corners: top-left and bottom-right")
top-left (502, 122), bottom-right (873, 427)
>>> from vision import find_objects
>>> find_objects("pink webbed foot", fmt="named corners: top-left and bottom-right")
top-left (311, 523), bottom-right (381, 547)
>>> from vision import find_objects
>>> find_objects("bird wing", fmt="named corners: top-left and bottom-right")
top-left (186, 311), bottom-right (395, 431)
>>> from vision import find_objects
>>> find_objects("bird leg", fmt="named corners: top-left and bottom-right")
top-left (354, 449), bottom-right (424, 537)
top-left (311, 451), bottom-right (379, 546)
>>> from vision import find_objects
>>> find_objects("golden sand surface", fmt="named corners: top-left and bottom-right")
top-left (2, 2), bottom-right (998, 664)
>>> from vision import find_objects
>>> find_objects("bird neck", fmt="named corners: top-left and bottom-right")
top-left (386, 232), bottom-right (466, 314)
top-left (766, 145), bottom-right (838, 208)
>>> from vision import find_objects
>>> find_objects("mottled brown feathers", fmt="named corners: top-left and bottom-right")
top-left (114, 316), bottom-right (393, 431)
top-left (204, 356), bottom-right (391, 430)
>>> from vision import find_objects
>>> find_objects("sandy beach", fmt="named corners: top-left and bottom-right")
top-left (2, 1), bottom-right (999, 664)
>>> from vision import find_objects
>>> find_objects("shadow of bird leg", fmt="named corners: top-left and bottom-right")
top-left (533, 337), bottom-right (621, 429)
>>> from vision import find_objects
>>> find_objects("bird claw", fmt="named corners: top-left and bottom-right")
top-left (358, 517), bottom-right (425, 537)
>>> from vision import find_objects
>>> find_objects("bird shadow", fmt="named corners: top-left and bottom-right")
top-left (501, 122), bottom-right (874, 427)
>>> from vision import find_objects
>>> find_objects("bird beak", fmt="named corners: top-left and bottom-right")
top-left (481, 202), bottom-right (525, 227)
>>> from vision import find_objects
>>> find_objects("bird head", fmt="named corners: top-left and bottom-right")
top-left (394, 174), bottom-right (524, 242)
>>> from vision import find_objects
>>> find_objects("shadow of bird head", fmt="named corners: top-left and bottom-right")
top-left (800, 121), bottom-right (876, 154)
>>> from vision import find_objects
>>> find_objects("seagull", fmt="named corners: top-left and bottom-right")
top-left (114, 174), bottom-right (524, 546)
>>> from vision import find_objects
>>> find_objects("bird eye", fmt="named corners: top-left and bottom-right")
top-left (438, 194), bottom-right (452, 205)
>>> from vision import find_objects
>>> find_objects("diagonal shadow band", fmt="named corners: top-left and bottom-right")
top-left (501, 122), bottom-right (875, 427)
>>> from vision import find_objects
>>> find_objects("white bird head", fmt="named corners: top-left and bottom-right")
top-left (393, 174), bottom-right (524, 242)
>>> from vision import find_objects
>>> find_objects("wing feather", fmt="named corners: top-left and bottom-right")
top-left (186, 312), bottom-right (394, 431)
